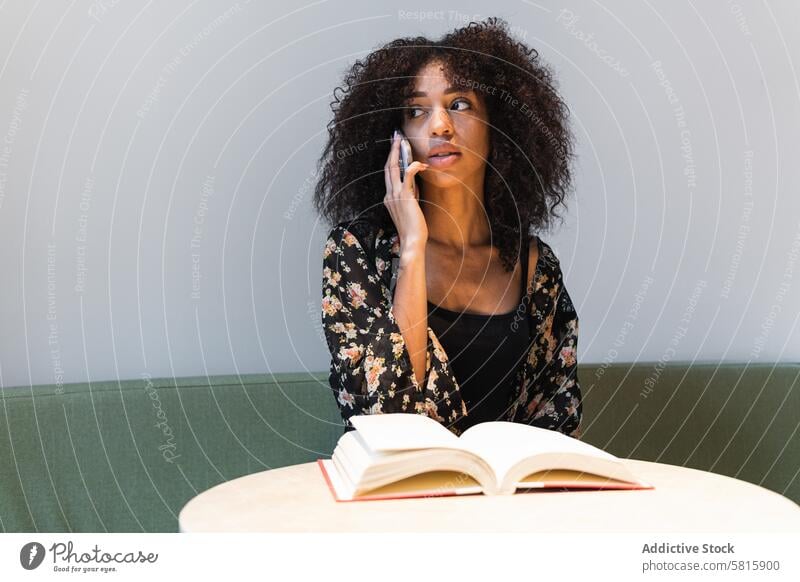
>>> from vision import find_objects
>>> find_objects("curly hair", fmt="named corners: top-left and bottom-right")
top-left (313, 16), bottom-right (575, 271)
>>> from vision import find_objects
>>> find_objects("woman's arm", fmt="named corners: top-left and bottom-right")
top-left (322, 225), bottom-right (468, 432)
top-left (391, 241), bottom-right (428, 387)
top-left (381, 130), bottom-right (431, 389)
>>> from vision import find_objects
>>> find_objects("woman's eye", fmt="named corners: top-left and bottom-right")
top-left (406, 98), bottom-right (470, 118)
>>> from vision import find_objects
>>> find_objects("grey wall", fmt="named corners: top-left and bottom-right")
top-left (0, 0), bottom-right (798, 389)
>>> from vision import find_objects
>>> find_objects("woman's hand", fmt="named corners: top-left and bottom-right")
top-left (384, 131), bottom-right (430, 253)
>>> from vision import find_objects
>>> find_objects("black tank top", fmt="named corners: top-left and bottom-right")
top-left (427, 239), bottom-right (531, 433)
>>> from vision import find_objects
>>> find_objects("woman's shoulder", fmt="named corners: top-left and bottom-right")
top-left (533, 237), bottom-right (565, 276)
top-left (325, 219), bottom-right (398, 287)
top-left (328, 219), bottom-right (398, 258)
top-left (329, 218), bottom-right (381, 242)
top-left (534, 237), bottom-right (577, 314)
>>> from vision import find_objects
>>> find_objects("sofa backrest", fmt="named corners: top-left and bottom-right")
top-left (578, 361), bottom-right (799, 506)
top-left (1, 362), bottom-right (797, 532)
top-left (0, 372), bottom-right (342, 533)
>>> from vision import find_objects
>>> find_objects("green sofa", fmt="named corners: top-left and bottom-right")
top-left (1, 362), bottom-right (798, 532)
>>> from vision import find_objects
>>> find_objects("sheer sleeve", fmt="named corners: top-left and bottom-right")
top-left (321, 225), bottom-right (468, 434)
top-left (519, 254), bottom-right (583, 438)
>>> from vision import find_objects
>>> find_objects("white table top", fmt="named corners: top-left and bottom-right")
top-left (178, 458), bottom-right (800, 533)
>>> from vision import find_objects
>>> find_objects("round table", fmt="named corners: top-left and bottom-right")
top-left (178, 459), bottom-right (800, 533)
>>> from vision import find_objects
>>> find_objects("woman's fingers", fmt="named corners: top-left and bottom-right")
top-left (402, 161), bottom-right (429, 199)
top-left (384, 132), bottom-right (400, 193)
top-left (388, 132), bottom-right (401, 191)
top-left (384, 157), bottom-right (392, 194)
top-left (404, 160), bottom-right (429, 181)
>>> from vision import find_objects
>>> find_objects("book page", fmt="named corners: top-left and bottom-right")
top-left (349, 413), bottom-right (462, 452)
top-left (357, 470), bottom-right (483, 499)
top-left (458, 421), bottom-right (617, 480)
top-left (517, 469), bottom-right (639, 488)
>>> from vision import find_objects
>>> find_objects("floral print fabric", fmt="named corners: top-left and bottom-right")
top-left (321, 220), bottom-right (583, 439)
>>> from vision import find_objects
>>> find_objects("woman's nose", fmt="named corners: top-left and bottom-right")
top-left (429, 108), bottom-right (454, 136)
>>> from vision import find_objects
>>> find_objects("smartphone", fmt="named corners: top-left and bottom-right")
top-left (395, 129), bottom-right (413, 182)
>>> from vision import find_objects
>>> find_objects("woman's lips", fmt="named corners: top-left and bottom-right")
top-left (426, 152), bottom-right (461, 168)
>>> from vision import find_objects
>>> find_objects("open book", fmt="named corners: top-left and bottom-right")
top-left (318, 413), bottom-right (654, 501)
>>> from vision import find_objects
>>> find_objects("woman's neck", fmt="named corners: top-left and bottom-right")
top-left (420, 176), bottom-right (491, 250)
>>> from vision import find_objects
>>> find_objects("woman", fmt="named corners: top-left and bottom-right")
top-left (315, 17), bottom-right (582, 438)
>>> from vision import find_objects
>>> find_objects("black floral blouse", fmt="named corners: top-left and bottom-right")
top-left (321, 219), bottom-right (583, 439)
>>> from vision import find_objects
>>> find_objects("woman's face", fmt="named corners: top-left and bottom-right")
top-left (401, 60), bottom-right (490, 190)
